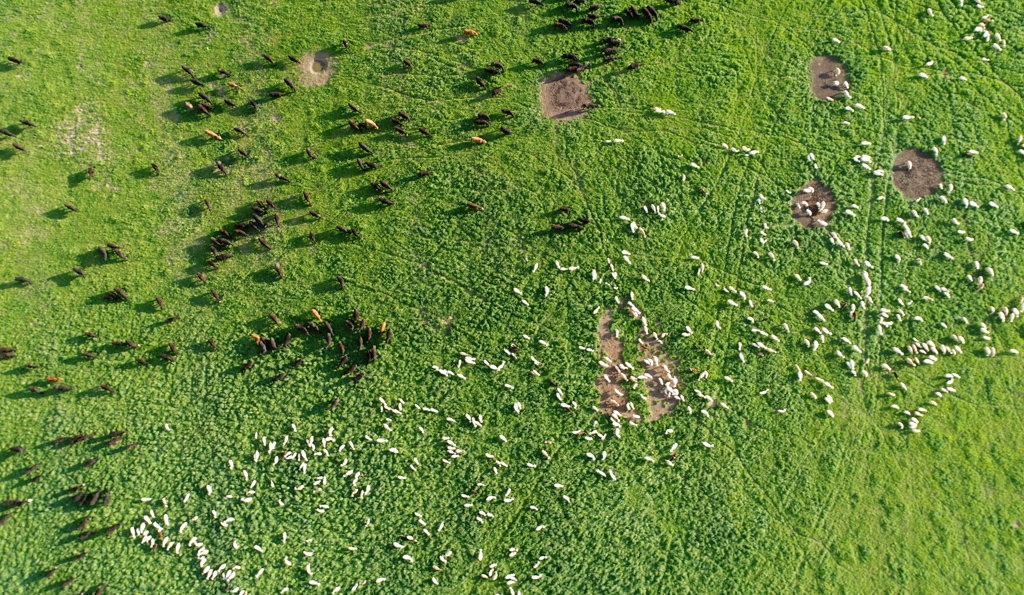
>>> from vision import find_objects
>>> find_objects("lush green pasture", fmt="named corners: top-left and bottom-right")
top-left (2, 0), bottom-right (1024, 593)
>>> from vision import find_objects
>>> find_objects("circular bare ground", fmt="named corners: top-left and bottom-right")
top-left (540, 71), bottom-right (592, 120)
top-left (214, 2), bottom-right (229, 16)
top-left (791, 180), bottom-right (835, 228)
top-left (808, 56), bottom-right (848, 101)
top-left (298, 52), bottom-right (332, 87)
top-left (892, 148), bottom-right (943, 199)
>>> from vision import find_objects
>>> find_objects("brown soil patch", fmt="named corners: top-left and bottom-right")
top-left (214, 2), bottom-right (229, 16)
top-left (791, 180), bottom-right (835, 228)
top-left (540, 71), bottom-right (592, 120)
top-left (892, 148), bottom-right (943, 199)
top-left (298, 52), bottom-right (332, 87)
top-left (808, 56), bottom-right (848, 101)
top-left (595, 310), bottom-right (641, 420)
top-left (637, 336), bottom-right (681, 421)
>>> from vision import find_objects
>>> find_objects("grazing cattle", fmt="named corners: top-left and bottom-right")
top-left (288, 55), bottom-right (300, 64)
top-left (211, 289), bottom-right (222, 302)
top-left (243, 360), bottom-right (254, 372)
top-left (467, 201), bottom-right (484, 211)
top-left (305, 147), bottom-right (316, 160)
top-left (475, 76), bottom-right (487, 89)
top-left (262, 53), bottom-right (275, 65)
top-left (208, 339), bottom-right (218, 350)
top-left (418, 169), bottom-right (432, 177)
top-left (238, 148), bottom-right (250, 158)
top-left (471, 136), bottom-right (487, 144)
top-left (358, 142), bottom-right (373, 154)
top-left (532, 57), bottom-right (545, 66)
top-left (274, 263), bottom-right (284, 278)
top-left (7, 56), bottom-right (24, 65)
top-left (501, 126), bottom-right (513, 135)
top-left (64, 203), bottom-right (79, 212)
top-left (272, 372), bottom-right (287, 383)
top-left (285, 78), bottom-right (296, 91)
top-left (158, 15), bottom-right (172, 22)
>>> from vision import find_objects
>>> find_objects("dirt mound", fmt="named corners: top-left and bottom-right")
top-left (791, 180), bottom-right (835, 228)
top-left (595, 310), bottom-right (641, 420)
top-left (808, 56), bottom-right (848, 101)
top-left (214, 2), bottom-right (229, 16)
top-left (298, 52), bottom-right (332, 87)
top-left (540, 71), bottom-right (592, 120)
top-left (892, 148), bottom-right (943, 199)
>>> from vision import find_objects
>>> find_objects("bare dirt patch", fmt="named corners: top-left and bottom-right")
top-left (637, 335), bottom-right (681, 421)
top-left (540, 71), bottom-right (592, 120)
top-left (298, 52), bottom-right (332, 87)
top-left (791, 180), bottom-right (835, 228)
top-left (595, 310), bottom-right (641, 420)
top-left (214, 2), bottom-right (229, 16)
top-left (808, 56), bottom-right (848, 101)
top-left (892, 148), bottom-right (943, 199)
top-left (58, 105), bottom-right (105, 161)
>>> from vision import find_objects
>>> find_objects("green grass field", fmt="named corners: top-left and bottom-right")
top-left (2, 0), bottom-right (1024, 592)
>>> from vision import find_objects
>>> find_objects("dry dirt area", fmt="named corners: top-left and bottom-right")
top-left (808, 56), bottom-right (848, 101)
top-left (791, 180), bottom-right (835, 228)
top-left (214, 2), bottom-right (229, 16)
top-left (58, 105), bottom-right (105, 161)
top-left (298, 52), bottom-right (332, 87)
top-left (892, 148), bottom-right (943, 199)
top-left (637, 335), bottom-right (680, 421)
top-left (595, 310), bottom-right (641, 420)
top-left (540, 71), bottom-right (592, 120)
